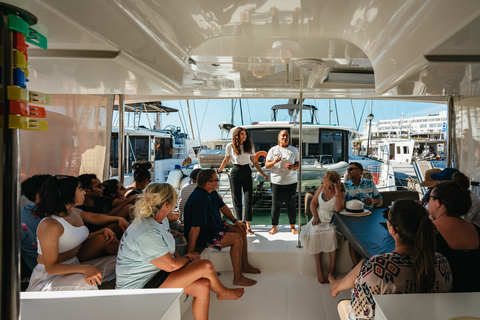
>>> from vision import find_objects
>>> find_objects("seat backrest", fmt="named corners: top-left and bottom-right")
top-left (379, 190), bottom-right (420, 208)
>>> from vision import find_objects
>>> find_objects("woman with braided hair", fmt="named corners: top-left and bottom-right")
top-left (330, 199), bottom-right (452, 319)
top-left (125, 159), bottom-right (152, 197)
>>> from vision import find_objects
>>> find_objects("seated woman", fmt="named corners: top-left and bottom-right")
top-left (27, 175), bottom-right (118, 291)
top-left (428, 181), bottom-right (480, 292)
top-left (125, 160), bottom-right (152, 197)
top-left (116, 183), bottom-right (244, 319)
top-left (103, 179), bottom-right (127, 199)
top-left (300, 171), bottom-right (345, 284)
top-left (330, 199), bottom-right (452, 320)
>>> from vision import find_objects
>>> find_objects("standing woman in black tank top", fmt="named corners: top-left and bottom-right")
top-left (218, 127), bottom-right (269, 234)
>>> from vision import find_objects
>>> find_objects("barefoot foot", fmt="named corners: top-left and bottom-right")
top-left (290, 227), bottom-right (298, 235)
top-left (247, 228), bottom-right (255, 235)
top-left (317, 273), bottom-right (325, 284)
top-left (217, 288), bottom-right (245, 300)
top-left (242, 265), bottom-right (261, 274)
top-left (233, 276), bottom-right (257, 286)
top-left (268, 226), bottom-right (278, 235)
top-left (329, 274), bottom-right (339, 297)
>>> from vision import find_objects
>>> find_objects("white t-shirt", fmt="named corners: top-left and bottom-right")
top-left (266, 145), bottom-right (299, 185)
top-left (225, 143), bottom-right (255, 165)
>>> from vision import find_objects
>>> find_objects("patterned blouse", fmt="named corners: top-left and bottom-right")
top-left (349, 252), bottom-right (452, 320)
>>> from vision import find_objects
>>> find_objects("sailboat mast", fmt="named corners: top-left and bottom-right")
top-left (186, 100), bottom-right (195, 139)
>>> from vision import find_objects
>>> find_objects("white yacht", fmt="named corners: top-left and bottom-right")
top-left (4, 1), bottom-right (480, 320)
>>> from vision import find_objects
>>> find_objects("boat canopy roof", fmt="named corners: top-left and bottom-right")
top-left (271, 104), bottom-right (318, 111)
top-left (113, 102), bottom-right (178, 114)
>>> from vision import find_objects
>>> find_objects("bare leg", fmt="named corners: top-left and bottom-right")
top-left (268, 225), bottom-right (278, 235)
top-left (290, 224), bottom-right (298, 235)
top-left (348, 243), bottom-right (361, 267)
top-left (329, 259), bottom-right (364, 297)
top-left (183, 278), bottom-right (210, 320)
top-left (327, 249), bottom-right (338, 278)
top-left (161, 260), bottom-right (244, 300)
top-left (77, 234), bottom-right (119, 261)
top-left (246, 221), bottom-right (254, 235)
top-left (314, 253), bottom-right (325, 284)
top-left (220, 231), bottom-right (257, 286)
top-left (228, 225), bottom-right (261, 274)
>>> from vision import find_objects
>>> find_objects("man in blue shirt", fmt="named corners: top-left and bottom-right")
top-left (184, 169), bottom-right (260, 286)
top-left (344, 162), bottom-right (382, 210)
top-left (20, 174), bottom-right (52, 272)
top-left (344, 162), bottom-right (383, 265)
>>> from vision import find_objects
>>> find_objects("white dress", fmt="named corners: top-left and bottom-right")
top-left (300, 189), bottom-right (341, 254)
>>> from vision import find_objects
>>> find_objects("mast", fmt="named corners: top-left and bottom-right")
top-left (186, 100), bottom-right (195, 139)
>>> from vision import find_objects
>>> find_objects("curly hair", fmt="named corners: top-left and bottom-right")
top-left (132, 160), bottom-right (152, 183)
top-left (232, 127), bottom-right (253, 155)
top-left (133, 183), bottom-right (177, 219)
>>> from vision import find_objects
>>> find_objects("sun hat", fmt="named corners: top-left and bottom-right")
top-left (339, 200), bottom-right (371, 215)
top-left (430, 168), bottom-right (459, 181)
top-left (420, 168), bottom-right (441, 187)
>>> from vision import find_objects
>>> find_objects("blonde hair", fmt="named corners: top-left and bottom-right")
top-left (133, 183), bottom-right (177, 219)
top-left (324, 171), bottom-right (346, 192)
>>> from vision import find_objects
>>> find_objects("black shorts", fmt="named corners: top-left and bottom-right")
top-left (143, 270), bottom-right (170, 288)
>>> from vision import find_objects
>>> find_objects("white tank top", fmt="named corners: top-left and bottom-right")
top-left (37, 215), bottom-right (89, 254)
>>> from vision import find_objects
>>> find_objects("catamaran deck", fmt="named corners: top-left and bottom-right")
top-left (183, 225), bottom-right (351, 320)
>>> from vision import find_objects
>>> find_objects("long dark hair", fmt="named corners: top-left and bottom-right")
top-left (433, 181), bottom-right (471, 217)
top-left (35, 175), bottom-right (80, 218)
top-left (132, 160), bottom-right (152, 183)
top-left (232, 127), bottom-right (253, 155)
top-left (103, 179), bottom-right (120, 198)
top-left (389, 199), bottom-right (436, 293)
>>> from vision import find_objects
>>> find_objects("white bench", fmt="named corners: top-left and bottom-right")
top-left (21, 289), bottom-right (183, 320)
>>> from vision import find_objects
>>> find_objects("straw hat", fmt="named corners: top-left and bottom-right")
top-left (339, 200), bottom-right (371, 215)
top-left (420, 168), bottom-right (441, 188)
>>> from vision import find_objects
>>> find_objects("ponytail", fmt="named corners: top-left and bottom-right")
top-left (390, 199), bottom-right (436, 293)
top-left (413, 214), bottom-right (436, 292)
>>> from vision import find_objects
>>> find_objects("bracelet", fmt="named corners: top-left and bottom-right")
top-left (232, 219), bottom-right (237, 224)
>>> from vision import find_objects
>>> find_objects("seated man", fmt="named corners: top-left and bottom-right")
top-left (177, 168), bottom-right (203, 223)
top-left (344, 162), bottom-right (383, 265)
top-left (184, 169), bottom-right (260, 286)
top-left (21, 174), bottom-right (53, 272)
top-left (77, 174), bottom-right (135, 233)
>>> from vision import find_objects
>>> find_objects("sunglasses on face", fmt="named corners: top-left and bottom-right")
top-left (424, 193), bottom-right (442, 204)
top-left (347, 167), bottom-right (358, 172)
top-left (209, 179), bottom-right (219, 182)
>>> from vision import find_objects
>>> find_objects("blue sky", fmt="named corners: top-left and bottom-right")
top-left (113, 99), bottom-right (447, 141)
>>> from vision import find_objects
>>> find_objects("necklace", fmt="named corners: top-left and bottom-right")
top-left (324, 187), bottom-right (335, 202)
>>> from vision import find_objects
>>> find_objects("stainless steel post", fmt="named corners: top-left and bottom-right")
top-left (1, 10), bottom-right (21, 320)
top-left (297, 73), bottom-right (303, 248)
top-left (118, 94), bottom-right (125, 184)
top-left (447, 96), bottom-right (457, 168)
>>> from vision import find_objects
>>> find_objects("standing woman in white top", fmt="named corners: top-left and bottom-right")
top-left (217, 127), bottom-right (269, 235)
top-left (265, 130), bottom-right (300, 235)
top-left (27, 175), bottom-right (118, 291)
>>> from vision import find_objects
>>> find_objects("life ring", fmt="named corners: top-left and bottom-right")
top-left (255, 151), bottom-right (268, 163)
top-left (182, 157), bottom-right (192, 166)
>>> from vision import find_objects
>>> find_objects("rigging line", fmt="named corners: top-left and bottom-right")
top-left (193, 100), bottom-right (201, 140)
top-left (356, 100), bottom-right (368, 131)
top-left (199, 99), bottom-right (210, 132)
top-left (186, 100), bottom-right (195, 139)
top-left (351, 99), bottom-right (358, 129)
top-left (239, 99), bottom-right (244, 125)
top-left (178, 101), bottom-right (188, 135)
top-left (334, 99), bottom-right (340, 126)
top-left (246, 99), bottom-right (252, 123)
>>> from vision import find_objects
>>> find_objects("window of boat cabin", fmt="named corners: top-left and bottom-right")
top-left (318, 130), bottom-right (348, 163)
top-left (247, 128), bottom-right (289, 154)
top-left (154, 137), bottom-right (173, 160)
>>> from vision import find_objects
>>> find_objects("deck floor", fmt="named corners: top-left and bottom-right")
top-left (182, 225), bottom-right (351, 320)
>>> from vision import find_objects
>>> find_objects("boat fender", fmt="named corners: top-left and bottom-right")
top-left (182, 157), bottom-right (192, 166)
top-left (255, 151), bottom-right (268, 163)
top-left (167, 169), bottom-right (184, 189)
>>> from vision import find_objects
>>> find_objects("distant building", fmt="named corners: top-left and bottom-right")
top-left (360, 111), bottom-right (447, 141)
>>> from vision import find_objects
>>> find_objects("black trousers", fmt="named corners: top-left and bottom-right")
top-left (230, 164), bottom-right (253, 221)
top-left (271, 183), bottom-right (297, 225)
